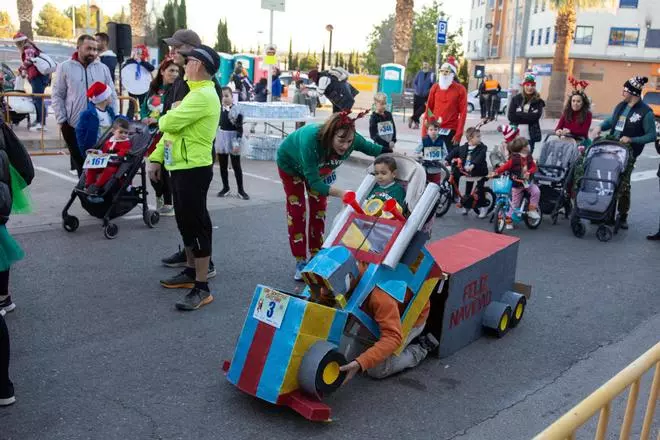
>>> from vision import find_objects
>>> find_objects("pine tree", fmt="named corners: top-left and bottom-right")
top-left (334, 52), bottom-right (339, 67)
top-left (321, 45), bottom-right (326, 71)
top-left (348, 52), bottom-right (354, 73)
top-left (214, 18), bottom-right (232, 53)
top-left (177, 0), bottom-right (187, 28)
top-left (288, 37), bottom-right (293, 69)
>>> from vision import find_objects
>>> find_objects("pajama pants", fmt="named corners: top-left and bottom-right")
top-left (85, 165), bottom-right (119, 188)
top-left (509, 184), bottom-right (540, 217)
top-left (278, 168), bottom-right (328, 261)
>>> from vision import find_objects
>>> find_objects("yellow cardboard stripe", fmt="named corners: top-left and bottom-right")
top-left (279, 302), bottom-right (336, 395)
top-left (394, 277), bottom-right (439, 356)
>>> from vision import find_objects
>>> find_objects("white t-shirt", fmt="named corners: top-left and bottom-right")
top-left (96, 108), bottom-right (113, 140)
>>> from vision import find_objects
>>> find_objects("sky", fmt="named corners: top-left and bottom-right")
top-left (4, 0), bottom-right (470, 53)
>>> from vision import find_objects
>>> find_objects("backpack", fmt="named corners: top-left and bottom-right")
top-left (31, 53), bottom-right (57, 75)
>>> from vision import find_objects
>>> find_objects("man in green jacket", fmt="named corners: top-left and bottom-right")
top-left (148, 45), bottom-right (220, 311)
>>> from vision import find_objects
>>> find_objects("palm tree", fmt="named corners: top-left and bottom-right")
top-left (545, 0), bottom-right (614, 117)
top-left (393, 0), bottom-right (414, 65)
top-left (16, 0), bottom-right (33, 39)
top-left (130, 0), bottom-right (147, 42)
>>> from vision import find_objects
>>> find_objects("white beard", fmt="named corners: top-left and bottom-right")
top-left (438, 74), bottom-right (454, 90)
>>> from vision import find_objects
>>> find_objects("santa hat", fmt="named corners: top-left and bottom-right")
top-left (440, 56), bottom-right (458, 76)
top-left (87, 82), bottom-right (112, 104)
top-left (498, 124), bottom-right (519, 143)
top-left (623, 75), bottom-right (648, 97)
top-left (12, 32), bottom-right (28, 43)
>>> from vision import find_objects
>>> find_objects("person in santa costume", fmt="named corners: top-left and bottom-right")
top-left (422, 56), bottom-right (468, 152)
top-left (85, 117), bottom-right (132, 195)
top-left (76, 81), bottom-right (117, 155)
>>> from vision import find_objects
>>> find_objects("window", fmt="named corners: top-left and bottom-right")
top-left (541, 0), bottom-right (546, 11)
top-left (545, 27), bottom-right (551, 44)
top-left (530, 30), bottom-right (535, 46)
top-left (472, 0), bottom-right (475, 8)
top-left (645, 29), bottom-right (660, 48)
top-left (619, 0), bottom-right (638, 7)
top-left (537, 28), bottom-right (543, 45)
top-left (468, 41), bottom-right (471, 52)
top-left (609, 27), bottom-right (640, 46)
top-left (554, 27), bottom-right (558, 43)
top-left (533, 0), bottom-right (538, 13)
top-left (470, 19), bottom-right (473, 30)
top-left (574, 26), bottom-right (594, 44)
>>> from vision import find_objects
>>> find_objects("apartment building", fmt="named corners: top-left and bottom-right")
top-left (466, 0), bottom-right (660, 113)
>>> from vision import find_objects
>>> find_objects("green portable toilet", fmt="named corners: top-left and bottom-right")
top-left (233, 54), bottom-right (256, 83)
top-left (216, 53), bottom-right (234, 86)
top-left (378, 63), bottom-right (405, 105)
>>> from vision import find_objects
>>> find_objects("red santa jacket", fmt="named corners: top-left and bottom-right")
top-left (424, 82), bottom-right (468, 143)
top-left (102, 137), bottom-right (132, 157)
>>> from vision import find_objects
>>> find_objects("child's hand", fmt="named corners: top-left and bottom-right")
top-left (339, 360), bottom-right (361, 385)
top-left (389, 141), bottom-right (395, 150)
top-left (523, 172), bottom-right (530, 180)
top-left (488, 172), bottom-right (497, 179)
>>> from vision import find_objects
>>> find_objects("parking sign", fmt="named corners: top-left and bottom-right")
top-left (437, 19), bottom-right (448, 45)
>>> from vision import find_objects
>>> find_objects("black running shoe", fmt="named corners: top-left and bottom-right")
top-left (160, 268), bottom-right (195, 289)
top-left (217, 188), bottom-right (230, 197)
top-left (0, 296), bottom-right (15, 314)
top-left (175, 287), bottom-right (214, 311)
top-left (238, 190), bottom-right (250, 200)
top-left (162, 247), bottom-right (187, 268)
top-left (0, 380), bottom-right (15, 407)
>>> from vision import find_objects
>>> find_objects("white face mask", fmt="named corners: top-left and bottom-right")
top-left (438, 73), bottom-right (454, 90)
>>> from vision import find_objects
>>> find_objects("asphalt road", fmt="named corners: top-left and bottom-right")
top-left (0, 152), bottom-right (658, 440)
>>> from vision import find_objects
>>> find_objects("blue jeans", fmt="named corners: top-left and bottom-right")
top-left (30, 74), bottom-right (49, 125)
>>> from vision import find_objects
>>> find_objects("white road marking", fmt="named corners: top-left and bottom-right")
top-left (631, 170), bottom-right (658, 182)
top-left (34, 166), bottom-right (79, 183)
top-left (242, 171), bottom-right (280, 183)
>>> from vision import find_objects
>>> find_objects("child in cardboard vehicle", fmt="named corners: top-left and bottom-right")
top-left (223, 154), bottom-right (530, 422)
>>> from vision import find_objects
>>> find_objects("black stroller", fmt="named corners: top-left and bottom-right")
top-left (62, 121), bottom-right (160, 239)
top-left (570, 140), bottom-right (630, 242)
top-left (535, 134), bottom-right (580, 224)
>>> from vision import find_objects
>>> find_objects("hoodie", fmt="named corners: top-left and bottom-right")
top-left (99, 50), bottom-right (118, 83)
top-left (51, 52), bottom-right (118, 128)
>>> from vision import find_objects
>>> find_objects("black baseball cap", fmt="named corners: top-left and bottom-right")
top-left (164, 29), bottom-right (202, 48)
top-left (181, 45), bottom-right (220, 76)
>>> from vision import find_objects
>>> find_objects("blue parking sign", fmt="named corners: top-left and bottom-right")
top-left (437, 19), bottom-right (447, 45)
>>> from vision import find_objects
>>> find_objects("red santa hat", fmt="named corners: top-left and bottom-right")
top-left (498, 124), bottom-right (519, 143)
top-left (12, 32), bottom-right (29, 43)
top-left (440, 56), bottom-right (458, 76)
top-left (86, 82), bottom-right (112, 104)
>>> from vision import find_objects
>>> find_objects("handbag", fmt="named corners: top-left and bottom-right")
top-left (31, 53), bottom-right (57, 75)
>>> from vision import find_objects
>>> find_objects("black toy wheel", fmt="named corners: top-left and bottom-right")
top-left (494, 204), bottom-right (507, 234)
top-left (524, 211), bottom-right (542, 229)
top-left (571, 215), bottom-right (586, 238)
top-left (104, 223), bottom-right (119, 239)
top-left (482, 302), bottom-right (512, 338)
top-left (474, 187), bottom-right (496, 216)
top-left (435, 182), bottom-right (452, 218)
top-left (144, 210), bottom-right (160, 228)
top-left (63, 215), bottom-right (79, 233)
top-left (596, 225), bottom-right (613, 242)
top-left (298, 341), bottom-right (347, 399)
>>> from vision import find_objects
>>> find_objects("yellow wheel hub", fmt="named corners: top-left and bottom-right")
top-left (515, 303), bottom-right (523, 320)
top-left (322, 361), bottom-right (340, 385)
top-left (499, 313), bottom-right (509, 332)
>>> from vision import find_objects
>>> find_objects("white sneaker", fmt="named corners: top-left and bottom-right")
top-left (505, 223), bottom-right (514, 230)
top-left (156, 196), bottom-right (164, 210)
top-left (68, 170), bottom-right (78, 176)
top-left (528, 210), bottom-right (541, 220)
top-left (461, 208), bottom-right (469, 215)
top-left (478, 207), bottom-right (488, 219)
top-left (158, 205), bottom-right (175, 217)
top-left (29, 123), bottom-right (43, 131)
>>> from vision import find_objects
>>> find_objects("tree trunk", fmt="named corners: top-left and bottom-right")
top-left (545, 3), bottom-right (576, 118)
top-left (17, 0), bottom-right (34, 40)
top-left (392, 0), bottom-right (414, 66)
top-left (130, 0), bottom-right (147, 43)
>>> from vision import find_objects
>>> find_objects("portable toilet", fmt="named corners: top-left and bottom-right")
top-left (253, 56), bottom-right (269, 83)
top-left (378, 63), bottom-right (405, 106)
top-left (216, 52), bottom-right (234, 86)
top-left (234, 54), bottom-right (256, 83)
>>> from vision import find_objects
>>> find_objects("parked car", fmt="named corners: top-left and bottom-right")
top-left (467, 89), bottom-right (509, 115)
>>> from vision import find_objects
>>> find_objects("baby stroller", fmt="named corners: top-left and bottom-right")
top-left (570, 140), bottom-right (630, 242)
top-left (61, 121), bottom-right (160, 239)
top-left (535, 134), bottom-right (580, 224)
top-left (1, 65), bottom-right (35, 127)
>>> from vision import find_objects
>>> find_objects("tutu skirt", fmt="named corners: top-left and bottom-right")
top-left (0, 226), bottom-right (23, 272)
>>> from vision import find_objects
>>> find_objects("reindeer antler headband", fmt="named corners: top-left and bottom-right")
top-left (568, 76), bottom-right (590, 95)
top-left (337, 109), bottom-right (370, 128)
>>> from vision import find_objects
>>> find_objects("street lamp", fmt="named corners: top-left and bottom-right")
top-left (326, 24), bottom-right (334, 68)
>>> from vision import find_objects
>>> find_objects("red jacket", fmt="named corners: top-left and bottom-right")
top-left (102, 138), bottom-right (132, 157)
top-left (424, 82), bottom-right (468, 143)
top-left (19, 43), bottom-right (41, 80)
top-left (555, 111), bottom-right (592, 139)
top-left (495, 153), bottom-right (537, 187)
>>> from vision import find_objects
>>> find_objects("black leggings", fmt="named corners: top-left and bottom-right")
top-left (61, 122), bottom-right (84, 176)
top-left (170, 166), bottom-right (213, 258)
top-left (218, 153), bottom-right (244, 192)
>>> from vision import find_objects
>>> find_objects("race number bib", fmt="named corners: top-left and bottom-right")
top-left (424, 147), bottom-right (444, 161)
top-left (615, 116), bottom-right (626, 132)
top-left (438, 128), bottom-right (451, 136)
top-left (323, 171), bottom-right (337, 185)
top-left (253, 288), bottom-right (290, 328)
top-left (164, 140), bottom-right (173, 166)
top-left (377, 121), bottom-right (394, 137)
top-left (83, 153), bottom-right (110, 169)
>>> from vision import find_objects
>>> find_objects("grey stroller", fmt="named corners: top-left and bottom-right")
top-left (536, 135), bottom-right (580, 224)
top-left (570, 140), bottom-right (629, 242)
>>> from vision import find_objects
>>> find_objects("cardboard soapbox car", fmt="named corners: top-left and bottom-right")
top-left (223, 155), bottom-right (531, 421)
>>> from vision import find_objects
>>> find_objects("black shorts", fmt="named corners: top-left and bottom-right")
top-left (170, 166), bottom-right (213, 258)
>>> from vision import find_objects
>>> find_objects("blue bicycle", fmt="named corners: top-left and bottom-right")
top-left (491, 176), bottom-right (543, 234)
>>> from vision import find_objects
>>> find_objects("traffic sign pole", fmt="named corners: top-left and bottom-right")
top-left (436, 19), bottom-right (448, 77)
